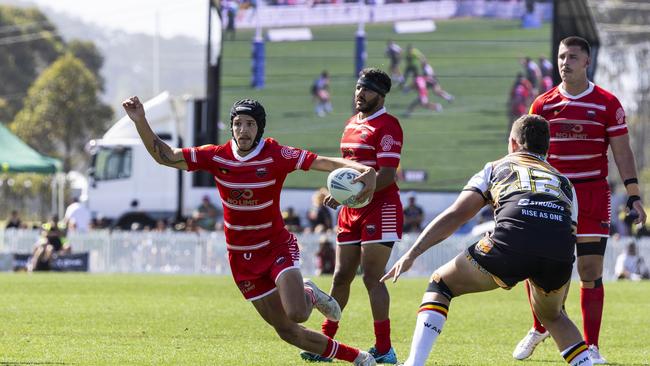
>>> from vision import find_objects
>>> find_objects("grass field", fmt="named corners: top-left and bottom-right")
top-left (1, 274), bottom-right (649, 365)
top-left (219, 19), bottom-right (551, 191)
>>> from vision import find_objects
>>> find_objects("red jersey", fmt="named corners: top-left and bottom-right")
top-left (529, 82), bottom-right (628, 181)
top-left (182, 138), bottom-right (317, 251)
top-left (340, 107), bottom-right (403, 199)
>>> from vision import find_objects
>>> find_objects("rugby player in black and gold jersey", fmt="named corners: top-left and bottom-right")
top-left (381, 114), bottom-right (592, 366)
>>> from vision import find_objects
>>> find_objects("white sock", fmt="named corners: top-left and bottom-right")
top-left (404, 305), bottom-right (448, 366)
top-left (561, 341), bottom-right (592, 366)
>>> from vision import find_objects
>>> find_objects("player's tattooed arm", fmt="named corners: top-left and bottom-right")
top-left (122, 96), bottom-right (188, 170)
top-left (152, 136), bottom-right (186, 168)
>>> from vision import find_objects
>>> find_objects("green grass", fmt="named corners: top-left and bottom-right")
top-left (1, 274), bottom-right (649, 365)
top-left (220, 19), bottom-right (551, 191)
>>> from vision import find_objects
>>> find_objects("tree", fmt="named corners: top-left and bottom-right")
top-left (10, 54), bottom-right (113, 172)
top-left (67, 39), bottom-right (106, 91)
top-left (0, 6), bottom-right (63, 123)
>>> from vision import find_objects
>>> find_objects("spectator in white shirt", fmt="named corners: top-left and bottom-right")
top-left (64, 197), bottom-right (92, 233)
top-left (615, 242), bottom-right (649, 280)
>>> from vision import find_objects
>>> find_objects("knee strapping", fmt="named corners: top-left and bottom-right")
top-left (425, 277), bottom-right (454, 301)
top-left (576, 237), bottom-right (607, 256)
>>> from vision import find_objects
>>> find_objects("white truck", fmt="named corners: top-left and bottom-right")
top-left (86, 92), bottom-right (216, 222)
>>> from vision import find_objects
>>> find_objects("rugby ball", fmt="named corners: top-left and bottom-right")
top-left (327, 168), bottom-right (370, 208)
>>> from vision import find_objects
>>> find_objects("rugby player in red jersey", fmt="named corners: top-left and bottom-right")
top-left (304, 68), bottom-right (402, 364)
top-left (512, 36), bottom-right (646, 364)
top-left (123, 96), bottom-right (379, 366)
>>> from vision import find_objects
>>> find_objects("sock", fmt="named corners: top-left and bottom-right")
top-left (322, 338), bottom-right (359, 362)
top-left (525, 280), bottom-right (547, 333)
top-left (581, 285), bottom-right (604, 346)
top-left (374, 319), bottom-right (391, 354)
top-left (322, 319), bottom-right (339, 339)
top-left (403, 302), bottom-right (448, 366)
top-left (561, 341), bottom-right (592, 366)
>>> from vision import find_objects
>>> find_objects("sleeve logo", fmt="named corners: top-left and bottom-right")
top-left (380, 135), bottom-right (394, 151)
top-left (615, 107), bottom-right (625, 125)
top-left (281, 146), bottom-right (301, 159)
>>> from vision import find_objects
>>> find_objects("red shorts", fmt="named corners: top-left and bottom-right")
top-left (574, 179), bottom-right (611, 237)
top-left (228, 233), bottom-right (301, 301)
top-left (337, 193), bottom-right (403, 245)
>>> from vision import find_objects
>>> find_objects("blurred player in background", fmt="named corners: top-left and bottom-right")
top-left (312, 70), bottom-right (332, 117)
top-left (513, 36), bottom-right (647, 364)
top-left (123, 96), bottom-right (380, 366)
top-left (384, 114), bottom-right (593, 366)
top-left (385, 40), bottom-right (403, 82)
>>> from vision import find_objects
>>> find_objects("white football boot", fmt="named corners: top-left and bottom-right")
top-left (512, 327), bottom-right (550, 360)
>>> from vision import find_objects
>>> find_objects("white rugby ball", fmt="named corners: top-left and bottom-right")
top-left (327, 168), bottom-right (370, 208)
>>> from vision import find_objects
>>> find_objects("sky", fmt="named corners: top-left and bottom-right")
top-left (24, 0), bottom-right (213, 40)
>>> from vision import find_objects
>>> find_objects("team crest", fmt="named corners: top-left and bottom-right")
top-left (586, 110), bottom-right (596, 119)
top-left (219, 168), bottom-right (229, 174)
top-left (275, 256), bottom-right (287, 266)
top-left (365, 224), bottom-right (376, 236)
top-left (360, 133), bottom-right (368, 140)
top-left (476, 237), bottom-right (493, 254)
top-left (256, 167), bottom-right (268, 177)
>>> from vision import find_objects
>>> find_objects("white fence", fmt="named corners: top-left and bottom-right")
top-left (1, 228), bottom-right (648, 281)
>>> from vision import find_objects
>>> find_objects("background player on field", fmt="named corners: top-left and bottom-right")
top-left (122, 96), bottom-right (379, 366)
top-left (382, 114), bottom-right (592, 366)
top-left (302, 68), bottom-right (403, 364)
top-left (512, 36), bottom-right (647, 364)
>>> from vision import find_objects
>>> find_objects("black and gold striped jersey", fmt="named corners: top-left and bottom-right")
top-left (464, 152), bottom-right (577, 262)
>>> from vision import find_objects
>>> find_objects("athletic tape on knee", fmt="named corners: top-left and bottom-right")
top-left (425, 278), bottom-right (454, 301)
top-left (594, 277), bottom-right (603, 288)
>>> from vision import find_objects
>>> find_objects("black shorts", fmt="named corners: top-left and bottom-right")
top-left (466, 238), bottom-right (574, 293)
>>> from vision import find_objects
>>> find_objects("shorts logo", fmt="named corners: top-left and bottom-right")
top-left (281, 146), bottom-right (301, 159)
top-left (476, 238), bottom-right (493, 254)
top-left (275, 256), bottom-right (286, 266)
top-left (380, 135), bottom-right (394, 151)
top-left (365, 224), bottom-right (376, 236)
top-left (256, 167), bottom-right (268, 177)
top-left (238, 280), bottom-right (255, 294)
top-left (615, 107), bottom-right (625, 124)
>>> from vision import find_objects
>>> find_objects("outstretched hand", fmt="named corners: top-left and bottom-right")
top-left (352, 167), bottom-right (376, 205)
top-left (122, 96), bottom-right (146, 124)
top-left (381, 253), bottom-right (416, 283)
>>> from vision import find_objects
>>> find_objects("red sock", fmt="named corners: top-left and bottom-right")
top-left (581, 285), bottom-right (604, 346)
top-left (321, 338), bottom-right (359, 362)
top-left (322, 319), bottom-right (339, 339)
top-left (374, 319), bottom-right (392, 354)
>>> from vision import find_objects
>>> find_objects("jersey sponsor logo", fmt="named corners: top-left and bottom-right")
top-left (256, 167), bottom-right (268, 177)
top-left (517, 198), bottom-right (565, 212)
top-left (281, 146), bottom-right (301, 159)
top-left (615, 107), bottom-right (625, 124)
top-left (230, 189), bottom-right (254, 200)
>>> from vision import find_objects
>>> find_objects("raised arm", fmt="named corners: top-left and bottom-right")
top-left (381, 190), bottom-right (486, 283)
top-left (310, 156), bottom-right (376, 204)
top-left (122, 96), bottom-right (188, 170)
